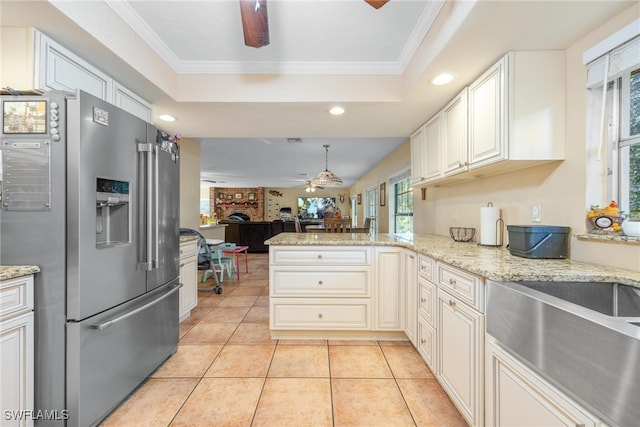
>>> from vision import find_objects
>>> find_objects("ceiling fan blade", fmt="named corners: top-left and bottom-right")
top-left (364, 0), bottom-right (389, 9)
top-left (239, 0), bottom-right (270, 48)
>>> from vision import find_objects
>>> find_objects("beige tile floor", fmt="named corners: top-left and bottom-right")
top-left (102, 253), bottom-right (467, 427)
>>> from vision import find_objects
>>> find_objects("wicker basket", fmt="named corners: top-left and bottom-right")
top-left (449, 227), bottom-right (476, 242)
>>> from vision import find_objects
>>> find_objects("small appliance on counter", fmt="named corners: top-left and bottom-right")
top-left (506, 225), bottom-right (570, 259)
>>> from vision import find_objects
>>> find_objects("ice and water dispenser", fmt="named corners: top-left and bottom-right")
top-left (96, 177), bottom-right (130, 247)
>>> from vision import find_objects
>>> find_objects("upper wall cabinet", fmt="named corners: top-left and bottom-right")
top-left (412, 50), bottom-right (565, 187)
top-left (443, 88), bottom-right (468, 177)
top-left (1, 28), bottom-right (152, 123)
top-left (411, 113), bottom-right (442, 186)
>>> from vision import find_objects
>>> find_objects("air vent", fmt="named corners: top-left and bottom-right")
top-left (287, 138), bottom-right (303, 143)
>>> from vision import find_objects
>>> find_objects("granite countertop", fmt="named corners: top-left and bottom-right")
top-left (180, 235), bottom-right (199, 243)
top-left (265, 232), bottom-right (640, 288)
top-left (0, 265), bottom-right (41, 281)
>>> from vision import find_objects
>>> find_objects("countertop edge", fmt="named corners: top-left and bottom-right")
top-left (0, 265), bottom-right (41, 281)
top-left (265, 232), bottom-right (640, 287)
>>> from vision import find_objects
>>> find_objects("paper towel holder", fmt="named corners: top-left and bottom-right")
top-left (479, 202), bottom-right (504, 248)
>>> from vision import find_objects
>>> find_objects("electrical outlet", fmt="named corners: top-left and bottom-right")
top-left (531, 204), bottom-right (542, 222)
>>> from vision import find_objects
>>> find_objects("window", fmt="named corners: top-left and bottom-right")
top-left (390, 170), bottom-right (413, 233)
top-left (585, 31), bottom-right (640, 219)
top-left (365, 186), bottom-right (377, 231)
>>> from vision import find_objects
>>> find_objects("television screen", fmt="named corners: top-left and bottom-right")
top-left (297, 197), bottom-right (337, 219)
top-left (3, 100), bottom-right (47, 134)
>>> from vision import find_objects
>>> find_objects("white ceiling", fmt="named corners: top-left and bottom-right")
top-left (2, 0), bottom-right (636, 188)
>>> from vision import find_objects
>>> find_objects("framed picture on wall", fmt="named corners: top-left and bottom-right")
top-left (357, 193), bottom-right (362, 204)
top-left (380, 182), bottom-right (386, 206)
top-left (248, 192), bottom-right (256, 201)
top-left (235, 193), bottom-right (242, 199)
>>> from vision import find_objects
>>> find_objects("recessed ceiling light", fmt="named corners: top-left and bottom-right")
top-left (431, 73), bottom-right (454, 86)
top-left (159, 114), bottom-right (177, 122)
top-left (329, 106), bottom-right (345, 116)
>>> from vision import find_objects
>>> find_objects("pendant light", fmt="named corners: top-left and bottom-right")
top-left (311, 144), bottom-right (343, 187)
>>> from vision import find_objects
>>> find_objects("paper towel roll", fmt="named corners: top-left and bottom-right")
top-left (480, 206), bottom-right (501, 245)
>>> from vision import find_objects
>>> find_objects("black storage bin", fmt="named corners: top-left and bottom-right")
top-left (507, 225), bottom-right (570, 259)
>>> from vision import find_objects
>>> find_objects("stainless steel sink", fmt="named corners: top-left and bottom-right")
top-left (487, 280), bottom-right (640, 427)
top-left (515, 280), bottom-right (640, 318)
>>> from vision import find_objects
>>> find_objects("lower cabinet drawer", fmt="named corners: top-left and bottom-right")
top-left (417, 315), bottom-right (437, 373)
top-left (271, 299), bottom-right (370, 330)
top-left (0, 275), bottom-right (34, 321)
top-left (271, 268), bottom-right (370, 297)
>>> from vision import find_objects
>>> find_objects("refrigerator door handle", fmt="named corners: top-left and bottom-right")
top-left (153, 144), bottom-right (159, 269)
top-left (137, 142), bottom-right (154, 271)
top-left (89, 283), bottom-right (182, 330)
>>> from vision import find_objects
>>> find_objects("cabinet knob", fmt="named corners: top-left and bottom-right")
top-left (449, 278), bottom-right (457, 287)
top-left (318, 313), bottom-right (323, 319)
top-left (410, 255), bottom-right (415, 259)
top-left (179, 263), bottom-right (185, 268)
top-left (317, 254), bottom-right (323, 259)
top-left (421, 339), bottom-right (426, 344)
top-left (449, 300), bottom-right (456, 307)
top-left (318, 280), bottom-right (323, 285)
top-left (421, 298), bottom-right (426, 303)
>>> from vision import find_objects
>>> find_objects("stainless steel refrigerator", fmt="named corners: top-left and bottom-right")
top-left (0, 90), bottom-right (181, 426)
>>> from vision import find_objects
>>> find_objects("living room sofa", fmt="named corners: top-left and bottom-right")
top-left (219, 219), bottom-right (320, 252)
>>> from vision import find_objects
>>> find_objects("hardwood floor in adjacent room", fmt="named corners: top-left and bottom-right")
top-left (101, 253), bottom-right (467, 426)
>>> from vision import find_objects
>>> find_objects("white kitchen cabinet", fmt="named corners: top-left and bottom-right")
top-left (179, 240), bottom-right (198, 322)
top-left (437, 288), bottom-right (484, 427)
top-left (0, 275), bottom-right (34, 427)
top-left (415, 254), bottom-right (438, 373)
top-left (374, 247), bottom-right (403, 330)
top-left (486, 336), bottom-right (604, 427)
top-left (1, 29), bottom-right (152, 121)
top-left (443, 88), bottom-right (469, 176)
top-left (417, 315), bottom-right (437, 372)
top-left (402, 249), bottom-right (417, 345)
top-left (411, 113), bottom-right (443, 185)
top-left (468, 51), bottom-right (565, 171)
top-left (410, 126), bottom-right (427, 185)
top-left (269, 246), bottom-right (373, 332)
top-left (36, 31), bottom-right (113, 101)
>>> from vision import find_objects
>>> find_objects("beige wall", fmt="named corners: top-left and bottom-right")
top-left (179, 137), bottom-right (201, 230)
top-left (350, 140), bottom-right (411, 233)
top-left (410, 4), bottom-right (639, 271)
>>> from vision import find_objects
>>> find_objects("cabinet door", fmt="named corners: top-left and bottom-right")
top-left (468, 56), bottom-right (507, 168)
top-left (178, 240), bottom-right (198, 321)
top-left (179, 255), bottom-right (198, 321)
top-left (375, 247), bottom-right (403, 330)
top-left (113, 83), bottom-right (152, 122)
top-left (1, 312), bottom-right (34, 427)
top-left (402, 250), bottom-right (417, 345)
top-left (423, 113), bottom-right (443, 181)
top-left (36, 31), bottom-right (112, 100)
top-left (410, 126), bottom-right (426, 184)
top-left (417, 315), bottom-right (436, 373)
top-left (437, 290), bottom-right (483, 427)
top-left (443, 88), bottom-right (469, 176)
top-left (486, 338), bottom-right (603, 427)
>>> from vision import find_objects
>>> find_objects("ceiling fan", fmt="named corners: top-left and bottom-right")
top-left (239, 0), bottom-right (389, 48)
top-left (303, 181), bottom-right (324, 193)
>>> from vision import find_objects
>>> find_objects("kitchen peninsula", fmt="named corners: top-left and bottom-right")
top-left (265, 232), bottom-right (640, 286)
top-left (266, 232), bottom-right (640, 427)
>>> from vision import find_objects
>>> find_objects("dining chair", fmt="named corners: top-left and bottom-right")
top-left (210, 247), bottom-right (233, 282)
top-left (323, 218), bottom-right (351, 233)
